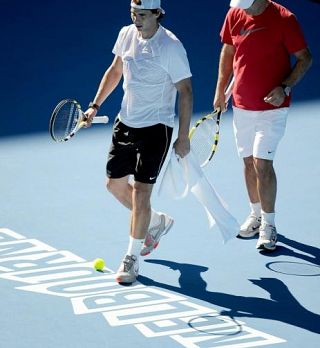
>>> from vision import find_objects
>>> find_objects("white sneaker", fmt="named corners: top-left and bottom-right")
top-left (238, 214), bottom-right (261, 238)
top-left (140, 213), bottom-right (174, 256)
top-left (256, 223), bottom-right (277, 251)
top-left (115, 255), bottom-right (139, 284)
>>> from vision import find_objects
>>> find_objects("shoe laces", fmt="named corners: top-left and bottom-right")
top-left (260, 223), bottom-right (276, 238)
top-left (243, 214), bottom-right (260, 227)
top-left (122, 255), bottom-right (136, 272)
top-left (144, 233), bottom-right (154, 246)
top-left (148, 215), bottom-right (165, 237)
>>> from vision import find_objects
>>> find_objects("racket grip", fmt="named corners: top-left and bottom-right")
top-left (92, 116), bottom-right (109, 124)
top-left (225, 76), bottom-right (234, 101)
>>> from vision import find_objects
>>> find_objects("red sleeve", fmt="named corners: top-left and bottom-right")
top-left (220, 10), bottom-right (233, 45)
top-left (283, 14), bottom-right (308, 53)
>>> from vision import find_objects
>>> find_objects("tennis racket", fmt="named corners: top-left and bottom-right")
top-left (49, 99), bottom-right (109, 142)
top-left (189, 77), bottom-right (234, 167)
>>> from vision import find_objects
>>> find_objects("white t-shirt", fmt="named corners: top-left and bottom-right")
top-left (112, 24), bottom-right (192, 128)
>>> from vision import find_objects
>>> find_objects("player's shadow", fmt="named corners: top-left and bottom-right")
top-left (262, 234), bottom-right (320, 266)
top-left (237, 233), bottom-right (320, 269)
top-left (138, 259), bottom-right (320, 334)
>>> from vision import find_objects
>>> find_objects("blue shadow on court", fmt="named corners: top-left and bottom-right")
top-left (138, 256), bottom-right (320, 334)
top-left (237, 233), bottom-right (320, 266)
top-left (262, 234), bottom-right (320, 266)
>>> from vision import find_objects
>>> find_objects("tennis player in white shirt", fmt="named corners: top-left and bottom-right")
top-left (85, 0), bottom-right (193, 284)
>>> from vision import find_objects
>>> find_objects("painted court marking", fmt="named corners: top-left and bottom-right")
top-left (0, 228), bottom-right (286, 348)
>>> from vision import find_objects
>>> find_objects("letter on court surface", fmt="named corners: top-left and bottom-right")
top-left (71, 287), bottom-right (185, 315)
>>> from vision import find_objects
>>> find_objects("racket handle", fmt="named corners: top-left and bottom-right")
top-left (225, 76), bottom-right (234, 101)
top-left (92, 116), bottom-right (109, 124)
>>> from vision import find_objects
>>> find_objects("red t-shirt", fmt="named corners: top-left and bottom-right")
top-left (221, 1), bottom-right (308, 110)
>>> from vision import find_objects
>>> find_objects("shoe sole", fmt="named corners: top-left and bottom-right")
top-left (140, 219), bottom-right (174, 256)
top-left (237, 227), bottom-right (260, 239)
top-left (256, 242), bottom-right (277, 251)
top-left (116, 275), bottom-right (137, 284)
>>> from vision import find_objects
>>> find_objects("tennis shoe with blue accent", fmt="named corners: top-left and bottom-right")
top-left (238, 214), bottom-right (261, 238)
top-left (256, 223), bottom-right (277, 251)
top-left (116, 254), bottom-right (139, 284)
top-left (140, 213), bottom-right (174, 256)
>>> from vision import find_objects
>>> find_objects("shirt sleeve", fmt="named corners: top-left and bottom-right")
top-left (112, 26), bottom-right (129, 57)
top-left (165, 41), bottom-right (192, 84)
top-left (282, 14), bottom-right (308, 54)
top-left (220, 10), bottom-right (233, 45)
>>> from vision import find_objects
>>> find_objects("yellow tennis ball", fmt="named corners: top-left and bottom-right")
top-left (93, 258), bottom-right (105, 271)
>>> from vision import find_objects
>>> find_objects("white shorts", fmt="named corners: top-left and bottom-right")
top-left (233, 106), bottom-right (289, 160)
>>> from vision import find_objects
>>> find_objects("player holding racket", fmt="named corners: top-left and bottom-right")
top-left (85, 0), bottom-right (192, 283)
top-left (213, 0), bottom-right (312, 251)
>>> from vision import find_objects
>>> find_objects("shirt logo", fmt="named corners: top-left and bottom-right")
top-left (141, 46), bottom-right (150, 54)
top-left (239, 27), bottom-right (265, 36)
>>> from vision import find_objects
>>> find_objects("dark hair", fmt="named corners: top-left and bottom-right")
top-left (151, 9), bottom-right (164, 21)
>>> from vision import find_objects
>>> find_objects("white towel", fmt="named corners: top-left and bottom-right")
top-left (158, 150), bottom-right (239, 243)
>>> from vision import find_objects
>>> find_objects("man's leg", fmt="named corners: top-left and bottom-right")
top-left (244, 156), bottom-right (259, 204)
top-left (117, 181), bottom-right (153, 284)
top-left (243, 156), bottom-right (277, 215)
top-left (106, 176), bottom-right (173, 258)
top-left (106, 176), bottom-right (138, 283)
top-left (254, 158), bottom-right (276, 214)
top-left (108, 177), bottom-right (154, 283)
top-left (253, 157), bottom-right (278, 251)
top-left (130, 181), bottom-right (153, 239)
top-left (241, 156), bottom-right (277, 250)
top-left (239, 156), bottom-right (262, 238)
top-left (236, 107), bottom-right (288, 248)
top-left (106, 176), bottom-right (132, 210)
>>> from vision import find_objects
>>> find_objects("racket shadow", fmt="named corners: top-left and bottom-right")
top-left (138, 259), bottom-right (320, 334)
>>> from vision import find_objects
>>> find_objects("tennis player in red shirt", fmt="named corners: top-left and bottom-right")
top-left (213, 0), bottom-right (312, 251)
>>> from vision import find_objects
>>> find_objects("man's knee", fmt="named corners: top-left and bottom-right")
top-left (243, 155), bottom-right (255, 171)
top-left (132, 182), bottom-right (152, 210)
top-left (106, 177), bottom-right (116, 193)
top-left (106, 177), bottom-right (128, 199)
top-left (254, 158), bottom-right (274, 178)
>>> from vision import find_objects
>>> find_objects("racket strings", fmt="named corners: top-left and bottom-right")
top-left (191, 117), bottom-right (217, 166)
top-left (53, 102), bottom-right (80, 141)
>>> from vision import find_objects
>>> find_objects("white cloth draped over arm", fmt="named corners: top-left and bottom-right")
top-left (158, 150), bottom-right (239, 243)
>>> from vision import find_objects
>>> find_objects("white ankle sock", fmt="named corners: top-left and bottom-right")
top-left (261, 210), bottom-right (275, 226)
top-left (250, 202), bottom-right (261, 217)
top-left (127, 236), bottom-right (144, 257)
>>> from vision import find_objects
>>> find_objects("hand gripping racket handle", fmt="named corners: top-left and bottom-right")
top-left (91, 116), bottom-right (109, 124)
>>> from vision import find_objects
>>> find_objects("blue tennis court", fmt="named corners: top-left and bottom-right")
top-left (1, 101), bottom-right (319, 348)
top-left (1, 0), bottom-right (319, 347)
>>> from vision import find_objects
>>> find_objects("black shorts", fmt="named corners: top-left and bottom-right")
top-left (106, 117), bottom-right (173, 184)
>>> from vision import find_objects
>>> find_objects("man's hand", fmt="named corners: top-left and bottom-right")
top-left (83, 107), bottom-right (98, 127)
top-left (264, 87), bottom-right (286, 107)
top-left (173, 135), bottom-right (190, 158)
top-left (213, 90), bottom-right (228, 113)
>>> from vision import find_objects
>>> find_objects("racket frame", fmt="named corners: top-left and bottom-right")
top-left (189, 109), bottom-right (221, 167)
top-left (189, 76), bottom-right (234, 167)
top-left (49, 99), bottom-right (108, 142)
